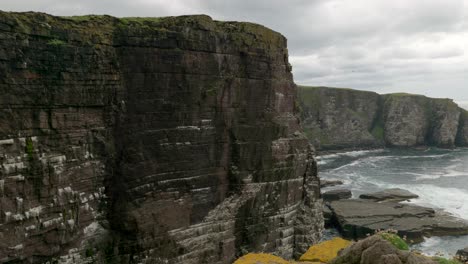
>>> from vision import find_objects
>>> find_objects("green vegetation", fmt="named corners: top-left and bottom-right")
top-left (371, 123), bottom-right (384, 141)
top-left (297, 87), bottom-right (321, 108)
top-left (85, 247), bottom-right (95, 258)
top-left (47, 39), bottom-right (66, 46)
top-left (379, 232), bottom-right (409, 250)
top-left (299, 85), bottom-right (354, 92)
top-left (384, 92), bottom-right (424, 97)
top-left (434, 257), bottom-right (462, 264)
top-left (25, 137), bottom-right (34, 160)
top-left (120, 17), bottom-right (163, 24)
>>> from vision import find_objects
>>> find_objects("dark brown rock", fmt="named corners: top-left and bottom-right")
top-left (456, 247), bottom-right (468, 262)
top-left (0, 11), bottom-right (324, 264)
top-left (359, 188), bottom-right (419, 202)
top-left (321, 179), bottom-right (344, 188)
top-left (323, 189), bottom-right (352, 202)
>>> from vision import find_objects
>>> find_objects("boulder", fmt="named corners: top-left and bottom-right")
top-left (456, 247), bottom-right (468, 263)
top-left (321, 179), bottom-right (344, 188)
top-left (328, 199), bottom-right (468, 242)
top-left (359, 188), bottom-right (419, 202)
top-left (330, 235), bottom-right (438, 264)
top-left (323, 189), bottom-right (352, 202)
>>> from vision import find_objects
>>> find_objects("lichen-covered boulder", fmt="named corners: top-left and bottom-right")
top-left (299, 237), bottom-right (352, 263)
top-left (233, 253), bottom-right (291, 264)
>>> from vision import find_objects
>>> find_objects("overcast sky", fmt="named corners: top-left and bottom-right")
top-left (2, 0), bottom-right (468, 104)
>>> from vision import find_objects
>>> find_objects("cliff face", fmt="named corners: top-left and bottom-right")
top-left (299, 86), bottom-right (467, 150)
top-left (298, 87), bottom-right (382, 150)
top-left (456, 109), bottom-right (468, 146)
top-left (0, 12), bottom-right (323, 264)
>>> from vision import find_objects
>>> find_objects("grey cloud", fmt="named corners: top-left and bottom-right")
top-left (1, 0), bottom-right (468, 100)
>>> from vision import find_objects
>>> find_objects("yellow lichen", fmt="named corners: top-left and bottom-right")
top-left (233, 253), bottom-right (291, 264)
top-left (299, 237), bottom-right (352, 263)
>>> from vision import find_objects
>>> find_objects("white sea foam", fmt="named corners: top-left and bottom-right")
top-left (410, 169), bottom-right (467, 180)
top-left (321, 148), bottom-right (468, 257)
top-left (318, 149), bottom-right (386, 160)
top-left (395, 184), bottom-right (468, 220)
top-left (412, 235), bottom-right (468, 258)
top-left (391, 153), bottom-right (451, 159)
top-left (329, 160), bottom-right (364, 172)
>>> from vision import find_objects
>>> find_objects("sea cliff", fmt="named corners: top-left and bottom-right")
top-left (0, 11), bottom-right (323, 263)
top-left (299, 86), bottom-right (468, 150)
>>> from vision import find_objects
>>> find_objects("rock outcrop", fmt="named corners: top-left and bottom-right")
top-left (320, 179), bottom-right (344, 188)
top-left (322, 189), bottom-right (352, 202)
top-left (456, 247), bottom-right (468, 263)
top-left (328, 199), bottom-right (468, 243)
top-left (359, 188), bottom-right (419, 202)
top-left (330, 235), bottom-right (438, 264)
top-left (0, 11), bottom-right (324, 263)
top-left (299, 86), bottom-right (468, 150)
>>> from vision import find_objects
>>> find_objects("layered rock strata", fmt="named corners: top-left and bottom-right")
top-left (0, 11), bottom-right (323, 263)
top-left (299, 86), bottom-right (468, 150)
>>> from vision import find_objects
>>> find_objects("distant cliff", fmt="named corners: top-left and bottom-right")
top-left (0, 11), bottom-right (323, 263)
top-left (299, 86), bottom-right (468, 150)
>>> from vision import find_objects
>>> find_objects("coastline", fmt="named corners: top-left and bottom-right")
top-left (317, 147), bottom-right (468, 258)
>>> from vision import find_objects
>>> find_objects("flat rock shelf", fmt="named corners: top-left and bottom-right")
top-left (327, 199), bottom-right (468, 243)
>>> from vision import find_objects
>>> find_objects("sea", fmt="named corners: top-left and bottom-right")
top-left (317, 148), bottom-right (468, 258)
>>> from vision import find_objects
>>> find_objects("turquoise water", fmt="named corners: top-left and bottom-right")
top-left (318, 148), bottom-right (468, 257)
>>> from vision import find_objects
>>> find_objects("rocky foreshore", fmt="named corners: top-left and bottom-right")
top-left (234, 232), bottom-right (466, 264)
top-left (320, 181), bottom-right (468, 244)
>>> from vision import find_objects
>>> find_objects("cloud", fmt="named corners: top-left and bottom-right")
top-left (1, 0), bottom-right (468, 100)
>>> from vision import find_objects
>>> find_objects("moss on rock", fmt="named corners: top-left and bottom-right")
top-left (378, 232), bottom-right (409, 250)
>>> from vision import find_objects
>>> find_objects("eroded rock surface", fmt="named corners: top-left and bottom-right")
top-left (328, 199), bottom-right (468, 243)
top-left (322, 189), bottom-right (352, 202)
top-left (0, 11), bottom-right (323, 264)
top-left (359, 188), bottom-right (419, 202)
top-left (298, 87), bottom-right (381, 150)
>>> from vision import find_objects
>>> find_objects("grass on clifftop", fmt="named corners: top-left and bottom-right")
top-left (297, 85), bottom-right (374, 94)
top-left (384, 92), bottom-right (425, 97)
